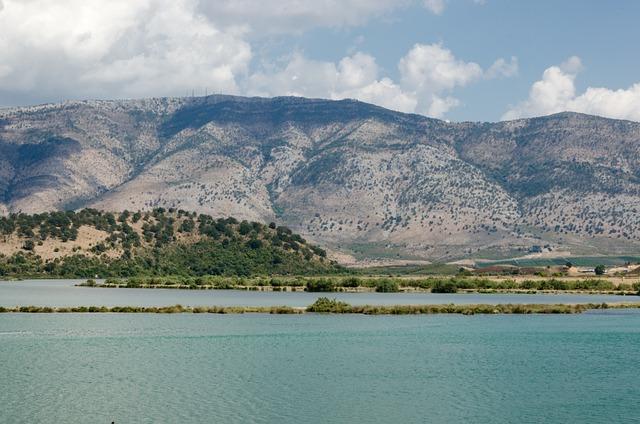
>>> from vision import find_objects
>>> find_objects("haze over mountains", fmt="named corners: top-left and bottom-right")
top-left (1, 95), bottom-right (639, 262)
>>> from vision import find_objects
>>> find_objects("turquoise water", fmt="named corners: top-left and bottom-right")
top-left (2, 311), bottom-right (640, 423)
top-left (1, 279), bottom-right (637, 307)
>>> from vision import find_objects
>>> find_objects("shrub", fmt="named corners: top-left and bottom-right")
top-left (307, 297), bottom-right (352, 313)
top-left (125, 278), bottom-right (142, 288)
top-left (375, 279), bottom-right (399, 293)
top-left (246, 239), bottom-right (263, 249)
top-left (431, 280), bottom-right (458, 293)
top-left (306, 278), bottom-right (336, 292)
top-left (269, 277), bottom-right (285, 287)
top-left (341, 277), bottom-right (361, 288)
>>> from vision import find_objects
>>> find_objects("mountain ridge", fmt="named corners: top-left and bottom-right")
top-left (1, 95), bottom-right (639, 262)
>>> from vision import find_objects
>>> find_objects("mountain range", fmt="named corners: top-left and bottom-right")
top-left (1, 95), bottom-right (639, 263)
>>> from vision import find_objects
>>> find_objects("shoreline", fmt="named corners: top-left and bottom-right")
top-left (80, 283), bottom-right (640, 296)
top-left (2, 302), bottom-right (640, 315)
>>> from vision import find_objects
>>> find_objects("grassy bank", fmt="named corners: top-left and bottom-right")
top-left (82, 275), bottom-right (640, 295)
top-left (306, 298), bottom-right (640, 314)
top-left (0, 305), bottom-right (303, 314)
top-left (3, 299), bottom-right (640, 315)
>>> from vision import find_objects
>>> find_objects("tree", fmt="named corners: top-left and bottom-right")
top-left (238, 221), bottom-right (253, 235)
top-left (179, 219), bottom-right (195, 233)
top-left (375, 279), bottom-right (399, 293)
top-left (306, 278), bottom-right (336, 292)
top-left (246, 238), bottom-right (263, 249)
top-left (431, 280), bottom-right (458, 293)
top-left (594, 265), bottom-right (606, 276)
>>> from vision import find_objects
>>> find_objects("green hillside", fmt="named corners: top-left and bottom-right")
top-left (0, 208), bottom-right (340, 278)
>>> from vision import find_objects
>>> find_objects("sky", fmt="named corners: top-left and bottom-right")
top-left (1, 0), bottom-right (639, 122)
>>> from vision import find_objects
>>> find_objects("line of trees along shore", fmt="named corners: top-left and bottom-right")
top-left (84, 275), bottom-right (640, 294)
top-left (3, 299), bottom-right (640, 315)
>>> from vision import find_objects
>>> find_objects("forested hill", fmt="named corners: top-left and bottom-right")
top-left (0, 208), bottom-right (338, 278)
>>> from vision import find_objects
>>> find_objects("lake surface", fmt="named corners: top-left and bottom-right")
top-left (0, 279), bottom-right (637, 307)
top-left (2, 311), bottom-right (640, 423)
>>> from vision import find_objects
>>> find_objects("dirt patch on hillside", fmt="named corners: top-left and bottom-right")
top-left (0, 226), bottom-right (112, 260)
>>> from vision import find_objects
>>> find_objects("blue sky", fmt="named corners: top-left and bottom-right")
top-left (1, 0), bottom-right (639, 122)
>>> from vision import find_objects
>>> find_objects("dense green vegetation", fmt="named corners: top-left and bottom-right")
top-left (355, 263), bottom-right (462, 275)
top-left (88, 275), bottom-right (640, 294)
top-left (5, 300), bottom-right (638, 314)
top-left (0, 304), bottom-right (301, 314)
top-left (305, 278), bottom-right (337, 292)
top-left (430, 280), bottom-right (459, 293)
top-left (307, 298), bottom-right (352, 312)
top-left (374, 279), bottom-right (400, 292)
top-left (0, 208), bottom-right (339, 277)
top-left (478, 255), bottom-right (640, 269)
top-left (306, 298), bottom-right (640, 315)
top-left (0, 209), bottom-right (122, 242)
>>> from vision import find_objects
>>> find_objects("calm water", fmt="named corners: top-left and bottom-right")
top-left (0, 279), bottom-right (637, 307)
top-left (1, 312), bottom-right (640, 423)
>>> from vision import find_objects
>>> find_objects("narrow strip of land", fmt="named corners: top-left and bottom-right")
top-left (3, 300), bottom-right (640, 315)
top-left (79, 275), bottom-right (640, 296)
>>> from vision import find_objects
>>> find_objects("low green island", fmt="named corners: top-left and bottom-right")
top-left (78, 275), bottom-right (640, 296)
top-left (3, 298), bottom-right (640, 315)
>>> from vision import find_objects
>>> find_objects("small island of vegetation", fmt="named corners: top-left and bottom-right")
top-left (3, 298), bottom-right (640, 315)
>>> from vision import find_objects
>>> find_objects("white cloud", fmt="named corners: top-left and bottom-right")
top-left (560, 55), bottom-right (583, 74)
top-left (0, 0), bottom-right (251, 100)
top-left (0, 1), bottom-right (515, 118)
top-left (248, 43), bottom-right (515, 118)
top-left (395, 45), bottom-right (516, 116)
top-left (426, 95), bottom-right (460, 117)
top-left (486, 56), bottom-right (519, 79)
top-left (336, 53), bottom-right (380, 91)
top-left (339, 78), bottom-right (419, 114)
top-left (399, 43), bottom-right (483, 93)
top-left (398, 43), bottom-right (493, 116)
top-left (247, 54), bottom-right (343, 99)
top-left (247, 52), bottom-right (417, 113)
top-left (503, 56), bottom-right (640, 122)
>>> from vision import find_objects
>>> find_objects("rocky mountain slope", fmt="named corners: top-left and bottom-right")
top-left (1, 95), bottom-right (639, 262)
